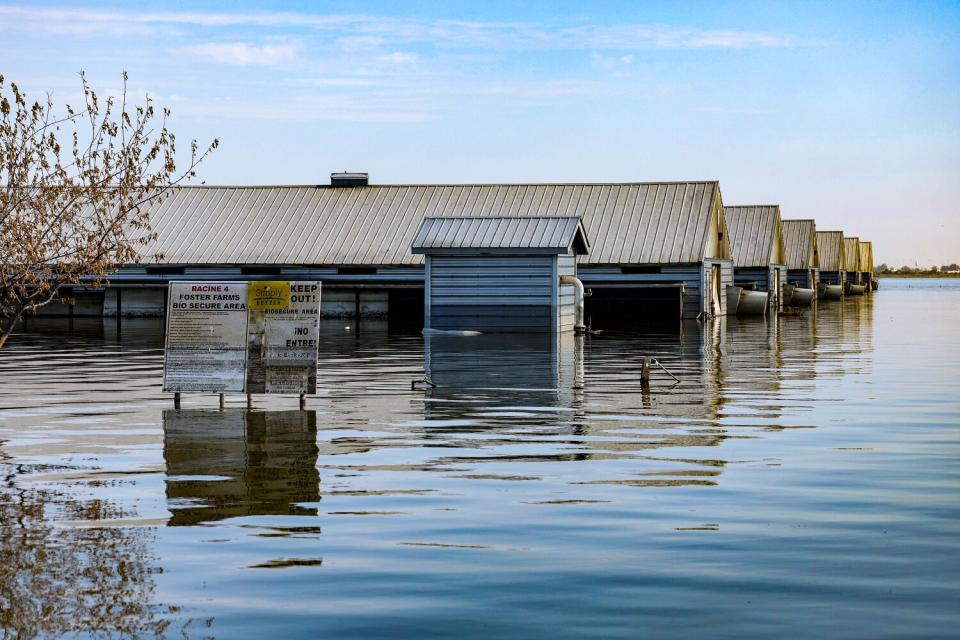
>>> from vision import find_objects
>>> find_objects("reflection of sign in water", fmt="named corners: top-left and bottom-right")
top-left (163, 282), bottom-right (249, 392)
top-left (163, 409), bottom-right (320, 526)
top-left (163, 281), bottom-right (321, 394)
top-left (246, 282), bottom-right (321, 394)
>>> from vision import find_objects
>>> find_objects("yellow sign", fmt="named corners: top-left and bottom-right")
top-left (248, 281), bottom-right (291, 310)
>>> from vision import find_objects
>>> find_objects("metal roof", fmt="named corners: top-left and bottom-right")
top-left (843, 237), bottom-right (861, 272)
top-left (859, 241), bottom-right (873, 272)
top-left (817, 231), bottom-right (844, 271)
top-left (782, 219), bottom-right (818, 269)
top-left (139, 182), bottom-right (726, 266)
top-left (723, 205), bottom-right (784, 267)
top-left (411, 216), bottom-right (589, 255)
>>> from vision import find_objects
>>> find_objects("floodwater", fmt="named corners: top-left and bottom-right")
top-left (1, 278), bottom-right (958, 638)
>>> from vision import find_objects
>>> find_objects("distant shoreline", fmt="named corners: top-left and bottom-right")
top-left (878, 273), bottom-right (960, 278)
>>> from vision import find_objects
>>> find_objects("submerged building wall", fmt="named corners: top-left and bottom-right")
top-left (425, 255), bottom-right (560, 332)
top-left (820, 271), bottom-right (846, 286)
top-left (788, 268), bottom-right (818, 289)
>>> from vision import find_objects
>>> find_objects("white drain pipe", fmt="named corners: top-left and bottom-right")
top-left (559, 275), bottom-right (586, 333)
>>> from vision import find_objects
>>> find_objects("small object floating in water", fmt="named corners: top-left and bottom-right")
top-left (422, 328), bottom-right (483, 336)
top-left (411, 378), bottom-right (438, 390)
top-left (345, 326), bottom-right (351, 331)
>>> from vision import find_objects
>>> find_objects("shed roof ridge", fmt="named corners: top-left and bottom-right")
top-left (162, 180), bottom-right (722, 189)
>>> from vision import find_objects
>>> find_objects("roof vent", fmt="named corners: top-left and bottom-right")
top-left (330, 172), bottom-right (369, 187)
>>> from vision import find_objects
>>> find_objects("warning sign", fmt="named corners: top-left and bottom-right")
top-left (246, 282), bottom-right (321, 394)
top-left (163, 281), bottom-right (321, 395)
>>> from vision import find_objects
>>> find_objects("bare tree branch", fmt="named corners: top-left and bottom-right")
top-left (0, 72), bottom-right (219, 348)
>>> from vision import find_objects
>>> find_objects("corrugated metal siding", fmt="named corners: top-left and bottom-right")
top-left (859, 241), bottom-right (873, 273)
top-left (843, 237), bottom-right (860, 272)
top-left (719, 261), bottom-right (734, 316)
top-left (557, 255), bottom-right (577, 332)
top-left (820, 270), bottom-right (845, 285)
top-left (734, 265), bottom-right (785, 310)
top-left (787, 268), bottom-right (817, 289)
top-left (773, 265), bottom-right (788, 312)
top-left (139, 182), bottom-right (722, 266)
top-left (782, 219), bottom-right (816, 269)
top-left (817, 231), bottom-right (844, 271)
top-left (724, 205), bottom-right (783, 267)
top-left (412, 216), bottom-right (587, 253)
top-left (428, 255), bottom-right (558, 332)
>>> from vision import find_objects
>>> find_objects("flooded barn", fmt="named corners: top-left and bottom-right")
top-left (782, 219), bottom-right (820, 290)
top-left (46, 175), bottom-right (735, 328)
top-left (843, 236), bottom-right (862, 286)
top-left (724, 205), bottom-right (787, 313)
top-left (859, 240), bottom-right (875, 291)
top-left (816, 231), bottom-right (846, 289)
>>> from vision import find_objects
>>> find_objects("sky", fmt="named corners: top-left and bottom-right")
top-left (1, 1), bottom-right (958, 266)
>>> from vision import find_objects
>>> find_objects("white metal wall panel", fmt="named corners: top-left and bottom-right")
top-left (428, 255), bottom-right (557, 332)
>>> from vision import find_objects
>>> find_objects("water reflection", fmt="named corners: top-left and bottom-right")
top-left (163, 409), bottom-right (320, 526)
top-left (0, 450), bottom-right (181, 637)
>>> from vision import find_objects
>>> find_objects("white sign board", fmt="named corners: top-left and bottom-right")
top-left (163, 282), bottom-right (250, 392)
top-left (162, 281), bottom-right (321, 394)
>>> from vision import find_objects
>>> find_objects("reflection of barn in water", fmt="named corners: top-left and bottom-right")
top-left (720, 315), bottom-right (788, 422)
top-left (163, 409), bottom-right (320, 526)
top-left (421, 324), bottom-right (734, 466)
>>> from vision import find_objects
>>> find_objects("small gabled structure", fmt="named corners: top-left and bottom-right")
top-left (782, 219), bottom-right (820, 289)
top-left (843, 237), bottom-right (862, 285)
top-left (858, 241), bottom-right (874, 291)
top-left (412, 216), bottom-right (590, 333)
top-left (817, 231), bottom-right (846, 288)
top-left (724, 205), bottom-right (788, 311)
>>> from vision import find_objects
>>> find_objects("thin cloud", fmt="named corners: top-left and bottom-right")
top-left (376, 52), bottom-right (419, 65)
top-left (184, 43), bottom-right (297, 66)
top-left (0, 5), bottom-right (799, 51)
top-left (689, 107), bottom-right (776, 115)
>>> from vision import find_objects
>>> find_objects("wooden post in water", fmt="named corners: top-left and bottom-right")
top-left (354, 290), bottom-right (361, 333)
top-left (299, 394), bottom-right (306, 410)
top-left (246, 393), bottom-right (252, 409)
top-left (174, 392), bottom-right (181, 409)
top-left (116, 287), bottom-right (123, 335)
top-left (641, 357), bottom-right (651, 389)
top-left (219, 393), bottom-right (225, 409)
